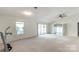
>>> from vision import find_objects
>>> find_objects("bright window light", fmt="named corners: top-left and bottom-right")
top-left (53, 24), bottom-right (63, 36)
top-left (16, 22), bottom-right (24, 35)
top-left (38, 24), bottom-right (47, 35)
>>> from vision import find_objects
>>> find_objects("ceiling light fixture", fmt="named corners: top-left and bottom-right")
top-left (34, 7), bottom-right (38, 9)
top-left (22, 11), bottom-right (32, 16)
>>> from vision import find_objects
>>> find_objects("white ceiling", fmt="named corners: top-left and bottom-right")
top-left (0, 7), bottom-right (79, 23)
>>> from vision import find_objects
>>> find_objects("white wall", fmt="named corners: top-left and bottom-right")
top-left (1, 12), bottom-right (79, 43)
top-left (47, 23), bottom-right (51, 34)
top-left (0, 15), bottom-right (37, 43)
top-left (50, 14), bottom-right (79, 37)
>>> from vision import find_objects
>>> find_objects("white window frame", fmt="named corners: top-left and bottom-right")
top-left (38, 24), bottom-right (47, 35)
top-left (16, 22), bottom-right (24, 35)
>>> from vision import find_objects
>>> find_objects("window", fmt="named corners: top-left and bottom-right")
top-left (16, 22), bottom-right (24, 35)
top-left (38, 24), bottom-right (47, 35)
top-left (54, 24), bottom-right (63, 36)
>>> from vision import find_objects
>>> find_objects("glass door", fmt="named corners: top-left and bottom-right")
top-left (38, 24), bottom-right (47, 35)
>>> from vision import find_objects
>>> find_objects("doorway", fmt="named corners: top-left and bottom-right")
top-left (38, 24), bottom-right (47, 35)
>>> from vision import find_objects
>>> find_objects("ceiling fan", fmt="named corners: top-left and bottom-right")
top-left (57, 13), bottom-right (67, 19)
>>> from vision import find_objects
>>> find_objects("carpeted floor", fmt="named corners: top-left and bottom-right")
top-left (11, 34), bottom-right (79, 52)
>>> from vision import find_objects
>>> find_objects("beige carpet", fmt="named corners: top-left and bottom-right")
top-left (11, 34), bottom-right (79, 52)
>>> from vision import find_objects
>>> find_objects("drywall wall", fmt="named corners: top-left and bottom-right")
top-left (50, 14), bottom-right (79, 37)
top-left (0, 15), bottom-right (37, 43)
top-left (47, 23), bottom-right (51, 34)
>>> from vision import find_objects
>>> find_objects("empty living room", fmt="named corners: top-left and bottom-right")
top-left (0, 7), bottom-right (79, 52)
top-left (1, 0), bottom-right (79, 59)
